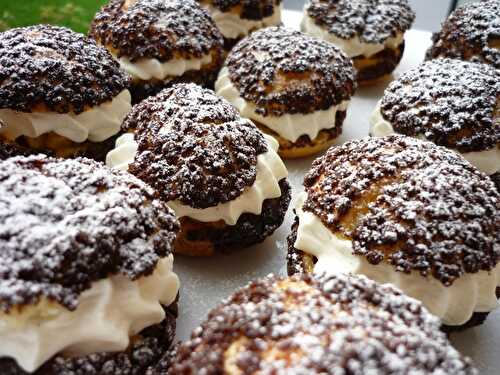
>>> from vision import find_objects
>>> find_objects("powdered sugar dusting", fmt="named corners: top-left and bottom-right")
top-left (226, 26), bottom-right (356, 116)
top-left (0, 25), bottom-right (129, 114)
top-left (123, 84), bottom-right (268, 208)
top-left (171, 273), bottom-right (477, 374)
top-left (426, 0), bottom-right (500, 69)
top-left (305, 0), bottom-right (415, 44)
top-left (90, 0), bottom-right (224, 62)
top-left (303, 135), bottom-right (500, 285)
top-left (0, 155), bottom-right (178, 313)
top-left (380, 58), bottom-right (499, 153)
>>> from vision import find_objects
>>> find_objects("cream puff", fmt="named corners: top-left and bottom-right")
top-left (0, 25), bottom-right (132, 161)
top-left (288, 135), bottom-right (500, 331)
top-left (426, 0), bottom-right (499, 69)
top-left (106, 83), bottom-right (291, 256)
top-left (370, 58), bottom-right (500, 190)
top-left (0, 155), bottom-right (179, 373)
top-left (90, 0), bottom-right (225, 103)
top-left (170, 273), bottom-right (477, 374)
top-left (198, 0), bottom-right (282, 50)
top-left (301, 0), bottom-right (415, 85)
top-left (215, 26), bottom-right (356, 159)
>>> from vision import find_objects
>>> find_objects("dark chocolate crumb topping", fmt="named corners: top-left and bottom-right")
top-left (380, 58), bottom-right (499, 153)
top-left (90, 0), bottom-right (224, 62)
top-left (170, 273), bottom-right (477, 374)
top-left (226, 26), bottom-right (356, 116)
top-left (0, 155), bottom-right (178, 313)
top-left (199, 0), bottom-right (282, 20)
top-left (0, 25), bottom-right (130, 114)
top-left (303, 135), bottom-right (500, 285)
top-left (426, 0), bottom-right (500, 69)
top-left (305, 0), bottom-right (415, 44)
top-left (123, 83), bottom-right (268, 208)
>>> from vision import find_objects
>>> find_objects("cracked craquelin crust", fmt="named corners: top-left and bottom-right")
top-left (380, 58), bottom-right (500, 153)
top-left (169, 273), bottom-right (477, 374)
top-left (301, 135), bottom-right (500, 286)
top-left (122, 83), bottom-right (268, 209)
top-left (0, 303), bottom-right (178, 375)
top-left (89, 0), bottom-right (224, 63)
top-left (305, 0), bottom-right (415, 44)
top-left (0, 155), bottom-right (179, 314)
top-left (198, 0), bottom-right (282, 20)
top-left (225, 26), bottom-right (356, 117)
top-left (0, 25), bottom-right (130, 114)
top-left (426, 0), bottom-right (500, 69)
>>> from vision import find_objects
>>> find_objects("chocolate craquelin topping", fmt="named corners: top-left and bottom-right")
top-left (199, 0), bottom-right (282, 20)
top-left (305, 0), bottom-right (415, 44)
top-left (303, 135), bottom-right (500, 285)
top-left (0, 25), bottom-right (129, 114)
top-left (170, 273), bottom-right (476, 374)
top-left (90, 0), bottom-right (224, 62)
top-left (426, 0), bottom-right (500, 69)
top-left (0, 155), bottom-right (178, 313)
top-left (226, 27), bottom-right (356, 116)
top-left (124, 83), bottom-right (268, 209)
top-left (380, 58), bottom-right (499, 153)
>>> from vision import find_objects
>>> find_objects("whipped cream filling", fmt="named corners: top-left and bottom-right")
top-left (370, 102), bottom-right (500, 175)
top-left (200, 3), bottom-right (282, 40)
top-left (106, 133), bottom-right (288, 225)
top-left (293, 192), bottom-right (500, 326)
top-left (301, 12), bottom-right (404, 58)
top-left (113, 53), bottom-right (213, 81)
top-left (215, 67), bottom-right (349, 143)
top-left (0, 255), bottom-right (179, 373)
top-left (0, 90), bottom-right (131, 143)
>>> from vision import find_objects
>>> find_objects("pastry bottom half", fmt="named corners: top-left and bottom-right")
top-left (174, 179), bottom-right (291, 256)
top-left (354, 42), bottom-right (405, 86)
top-left (254, 111), bottom-right (346, 159)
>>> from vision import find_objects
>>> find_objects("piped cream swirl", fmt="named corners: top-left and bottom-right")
top-left (215, 67), bottom-right (349, 143)
top-left (0, 90), bottom-right (131, 143)
top-left (293, 192), bottom-right (500, 326)
top-left (0, 255), bottom-right (179, 373)
top-left (370, 101), bottom-right (500, 175)
top-left (106, 133), bottom-right (288, 225)
top-left (113, 53), bottom-right (213, 82)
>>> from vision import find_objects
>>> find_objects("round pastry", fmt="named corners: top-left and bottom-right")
top-left (301, 0), bottom-right (415, 85)
top-left (370, 58), bottom-right (500, 190)
top-left (0, 155), bottom-right (180, 373)
top-left (215, 27), bottom-right (356, 159)
top-left (0, 25), bottom-right (131, 161)
top-left (426, 0), bottom-right (499, 69)
top-left (170, 273), bottom-right (477, 374)
top-left (90, 0), bottom-right (225, 103)
top-left (106, 83), bottom-right (291, 256)
top-left (198, 0), bottom-right (283, 50)
top-left (287, 135), bottom-right (500, 331)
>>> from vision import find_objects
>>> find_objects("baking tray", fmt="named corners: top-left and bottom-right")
top-left (174, 9), bottom-right (499, 374)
